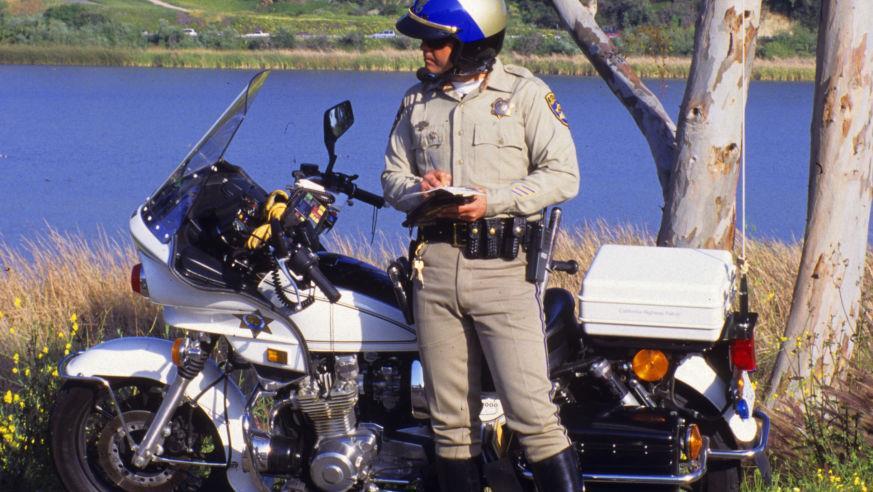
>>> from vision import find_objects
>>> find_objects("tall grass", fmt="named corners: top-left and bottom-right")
top-left (0, 45), bottom-right (819, 81)
top-left (1, 227), bottom-right (870, 489)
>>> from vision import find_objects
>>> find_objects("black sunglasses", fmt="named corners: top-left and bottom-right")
top-left (422, 37), bottom-right (455, 49)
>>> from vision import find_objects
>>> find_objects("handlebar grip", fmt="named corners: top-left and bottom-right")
top-left (352, 187), bottom-right (385, 208)
top-left (549, 260), bottom-right (579, 275)
top-left (306, 263), bottom-right (342, 303)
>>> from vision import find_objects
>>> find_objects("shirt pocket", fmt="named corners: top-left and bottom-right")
top-left (411, 123), bottom-right (447, 176)
top-left (472, 122), bottom-right (526, 183)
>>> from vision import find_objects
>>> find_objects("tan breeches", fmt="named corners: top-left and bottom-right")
top-left (413, 242), bottom-right (571, 463)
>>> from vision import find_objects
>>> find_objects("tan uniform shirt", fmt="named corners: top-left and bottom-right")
top-left (382, 58), bottom-right (580, 218)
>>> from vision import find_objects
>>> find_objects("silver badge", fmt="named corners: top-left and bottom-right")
top-left (491, 98), bottom-right (512, 118)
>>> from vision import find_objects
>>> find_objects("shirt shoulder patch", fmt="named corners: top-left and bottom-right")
top-left (545, 92), bottom-right (569, 128)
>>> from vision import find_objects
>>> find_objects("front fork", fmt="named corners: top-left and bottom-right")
top-left (131, 333), bottom-right (215, 469)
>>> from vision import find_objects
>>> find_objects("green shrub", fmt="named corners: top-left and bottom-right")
top-left (271, 27), bottom-right (296, 49)
top-left (299, 34), bottom-right (334, 51)
top-left (758, 25), bottom-right (818, 59)
top-left (43, 4), bottom-right (107, 29)
top-left (338, 31), bottom-right (364, 50)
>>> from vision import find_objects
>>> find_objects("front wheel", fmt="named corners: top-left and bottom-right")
top-left (51, 379), bottom-right (230, 492)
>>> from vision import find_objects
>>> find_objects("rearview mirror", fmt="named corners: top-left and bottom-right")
top-left (324, 100), bottom-right (354, 163)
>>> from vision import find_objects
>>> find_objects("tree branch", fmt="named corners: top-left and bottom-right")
top-left (549, 0), bottom-right (678, 198)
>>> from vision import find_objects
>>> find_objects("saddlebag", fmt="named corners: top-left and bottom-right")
top-left (579, 245), bottom-right (736, 342)
top-left (560, 406), bottom-right (685, 476)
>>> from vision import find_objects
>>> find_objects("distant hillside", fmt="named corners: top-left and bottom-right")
top-left (0, 0), bottom-right (819, 60)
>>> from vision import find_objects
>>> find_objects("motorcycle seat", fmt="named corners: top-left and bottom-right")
top-left (543, 288), bottom-right (582, 377)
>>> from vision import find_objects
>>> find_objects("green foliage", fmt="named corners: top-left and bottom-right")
top-left (338, 31), bottom-right (364, 50)
top-left (597, 0), bottom-right (653, 31)
top-left (508, 0), bottom-right (562, 29)
top-left (271, 27), bottom-right (296, 49)
top-left (509, 32), bottom-right (579, 56)
top-left (758, 24), bottom-right (817, 59)
top-left (619, 24), bottom-right (696, 56)
top-left (43, 4), bottom-right (108, 29)
top-left (765, 0), bottom-right (821, 27)
top-left (0, 315), bottom-right (81, 490)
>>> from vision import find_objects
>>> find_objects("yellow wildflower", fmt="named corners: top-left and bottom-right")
top-left (18, 401), bottom-right (23, 409)
top-left (779, 336), bottom-right (788, 342)
top-left (24, 368), bottom-right (30, 377)
top-left (12, 394), bottom-right (20, 403)
top-left (11, 367), bottom-right (17, 374)
top-left (37, 353), bottom-right (43, 360)
top-left (64, 342), bottom-right (71, 350)
top-left (8, 327), bottom-right (14, 335)
top-left (52, 368), bottom-right (59, 378)
top-left (2, 390), bottom-right (11, 404)
top-left (70, 313), bottom-right (77, 323)
top-left (12, 353), bottom-right (19, 363)
top-left (13, 298), bottom-right (21, 308)
top-left (855, 476), bottom-right (862, 486)
top-left (792, 488), bottom-right (800, 492)
top-left (58, 331), bottom-right (66, 339)
top-left (42, 346), bottom-right (48, 354)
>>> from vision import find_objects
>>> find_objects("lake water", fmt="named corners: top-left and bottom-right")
top-left (1, 64), bottom-right (861, 249)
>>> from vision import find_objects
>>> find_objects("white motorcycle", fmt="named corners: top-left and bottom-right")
top-left (51, 71), bottom-right (769, 492)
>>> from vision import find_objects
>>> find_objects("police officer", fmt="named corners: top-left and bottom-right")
top-left (381, 1), bottom-right (581, 490)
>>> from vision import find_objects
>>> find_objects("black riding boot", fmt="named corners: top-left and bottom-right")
top-left (435, 456), bottom-right (481, 492)
top-left (530, 447), bottom-right (583, 492)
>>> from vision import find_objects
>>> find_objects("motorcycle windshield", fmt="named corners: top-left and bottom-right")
top-left (141, 71), bottom-right (270, 243)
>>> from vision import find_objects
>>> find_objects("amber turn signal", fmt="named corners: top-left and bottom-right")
top-left (171, 338), bottom-right (185, 367)
top-left (632, 349), bottom-right (669, 382)
top-left (266, 348), bottom-right (288, 365)
top-left (686, 424), bottom-right (703, 461)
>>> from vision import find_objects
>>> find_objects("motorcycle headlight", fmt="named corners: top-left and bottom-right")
top-left (631, 349), bottom-right (669, 382)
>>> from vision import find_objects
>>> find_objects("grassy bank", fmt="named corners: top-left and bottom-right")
top-left (1, 227), bottom-right (870, 489)
top-left (0, 44), bottom-right (818, 80)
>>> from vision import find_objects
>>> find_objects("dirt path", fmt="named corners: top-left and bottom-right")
top-left (145, 0), bottom-right (190, 13)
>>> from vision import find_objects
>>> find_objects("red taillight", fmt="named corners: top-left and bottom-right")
top-left (131, 263), bottom-right (143, 295)
top-left (730, 338), bottom-right (757, 371)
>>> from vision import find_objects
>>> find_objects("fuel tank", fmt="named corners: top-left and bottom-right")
top-left (290, 254), bottom-right (417, 353)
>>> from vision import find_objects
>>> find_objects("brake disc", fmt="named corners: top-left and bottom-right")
top-left (96, 410), bottom-right (187, 492)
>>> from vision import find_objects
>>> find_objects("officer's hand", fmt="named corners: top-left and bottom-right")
top-left (420, 170), bottom-right (452, 192)
top-left (455, 194), bottom-right (487, 221)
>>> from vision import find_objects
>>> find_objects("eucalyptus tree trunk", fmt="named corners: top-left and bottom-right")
top-left (657, 1), bottom-right (762, 248)
top-left (764, 0), bottom-right (873, 403)
top-left (550, 0), bottom-right (677, 197)
top-left (549, 0), bottom-right (761, 245)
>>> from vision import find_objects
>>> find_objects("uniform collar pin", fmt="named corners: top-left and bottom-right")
top-left (491, 97), bottom-right (512, 118)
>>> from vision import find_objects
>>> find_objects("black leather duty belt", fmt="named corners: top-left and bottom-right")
top-left (418, 218), bottom-right (534, 260)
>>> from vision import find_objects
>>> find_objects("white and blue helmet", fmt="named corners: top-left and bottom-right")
top-left (396, 0), bottom-right (508, 74)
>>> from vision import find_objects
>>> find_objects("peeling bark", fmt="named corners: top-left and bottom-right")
top-left (549, 0), bottom-right (678, 198)
top-left (657, 0), bottom-right (762, 249)
top-left (765, 0), bottom-right (873, 404)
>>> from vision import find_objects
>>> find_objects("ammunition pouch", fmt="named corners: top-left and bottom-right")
top-left (417, 217), bottom-right (530, 260)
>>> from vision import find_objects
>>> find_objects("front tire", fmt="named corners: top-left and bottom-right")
top-left (51, 380), bottom-right (229, 492)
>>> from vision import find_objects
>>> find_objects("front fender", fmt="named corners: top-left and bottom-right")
top-left (61, 336), bottom-right (261, 492)
top-left (673, 355), bottom-right (758, 444)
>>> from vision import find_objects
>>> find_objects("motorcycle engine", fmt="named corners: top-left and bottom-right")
top-left (295, 355), bottom-right (379, 492)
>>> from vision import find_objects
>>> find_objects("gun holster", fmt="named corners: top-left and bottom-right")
top-left (387, 257), bottom-right (415, 325)
top-left (525, 220), bottom-right (548, 284)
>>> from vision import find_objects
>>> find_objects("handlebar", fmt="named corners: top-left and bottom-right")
top-left (296, 164), bottom-right (384, 209)
top-left (351, 186), bottom-right (385, 208)
top-left (270, 220), bottom-right (342, 303)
